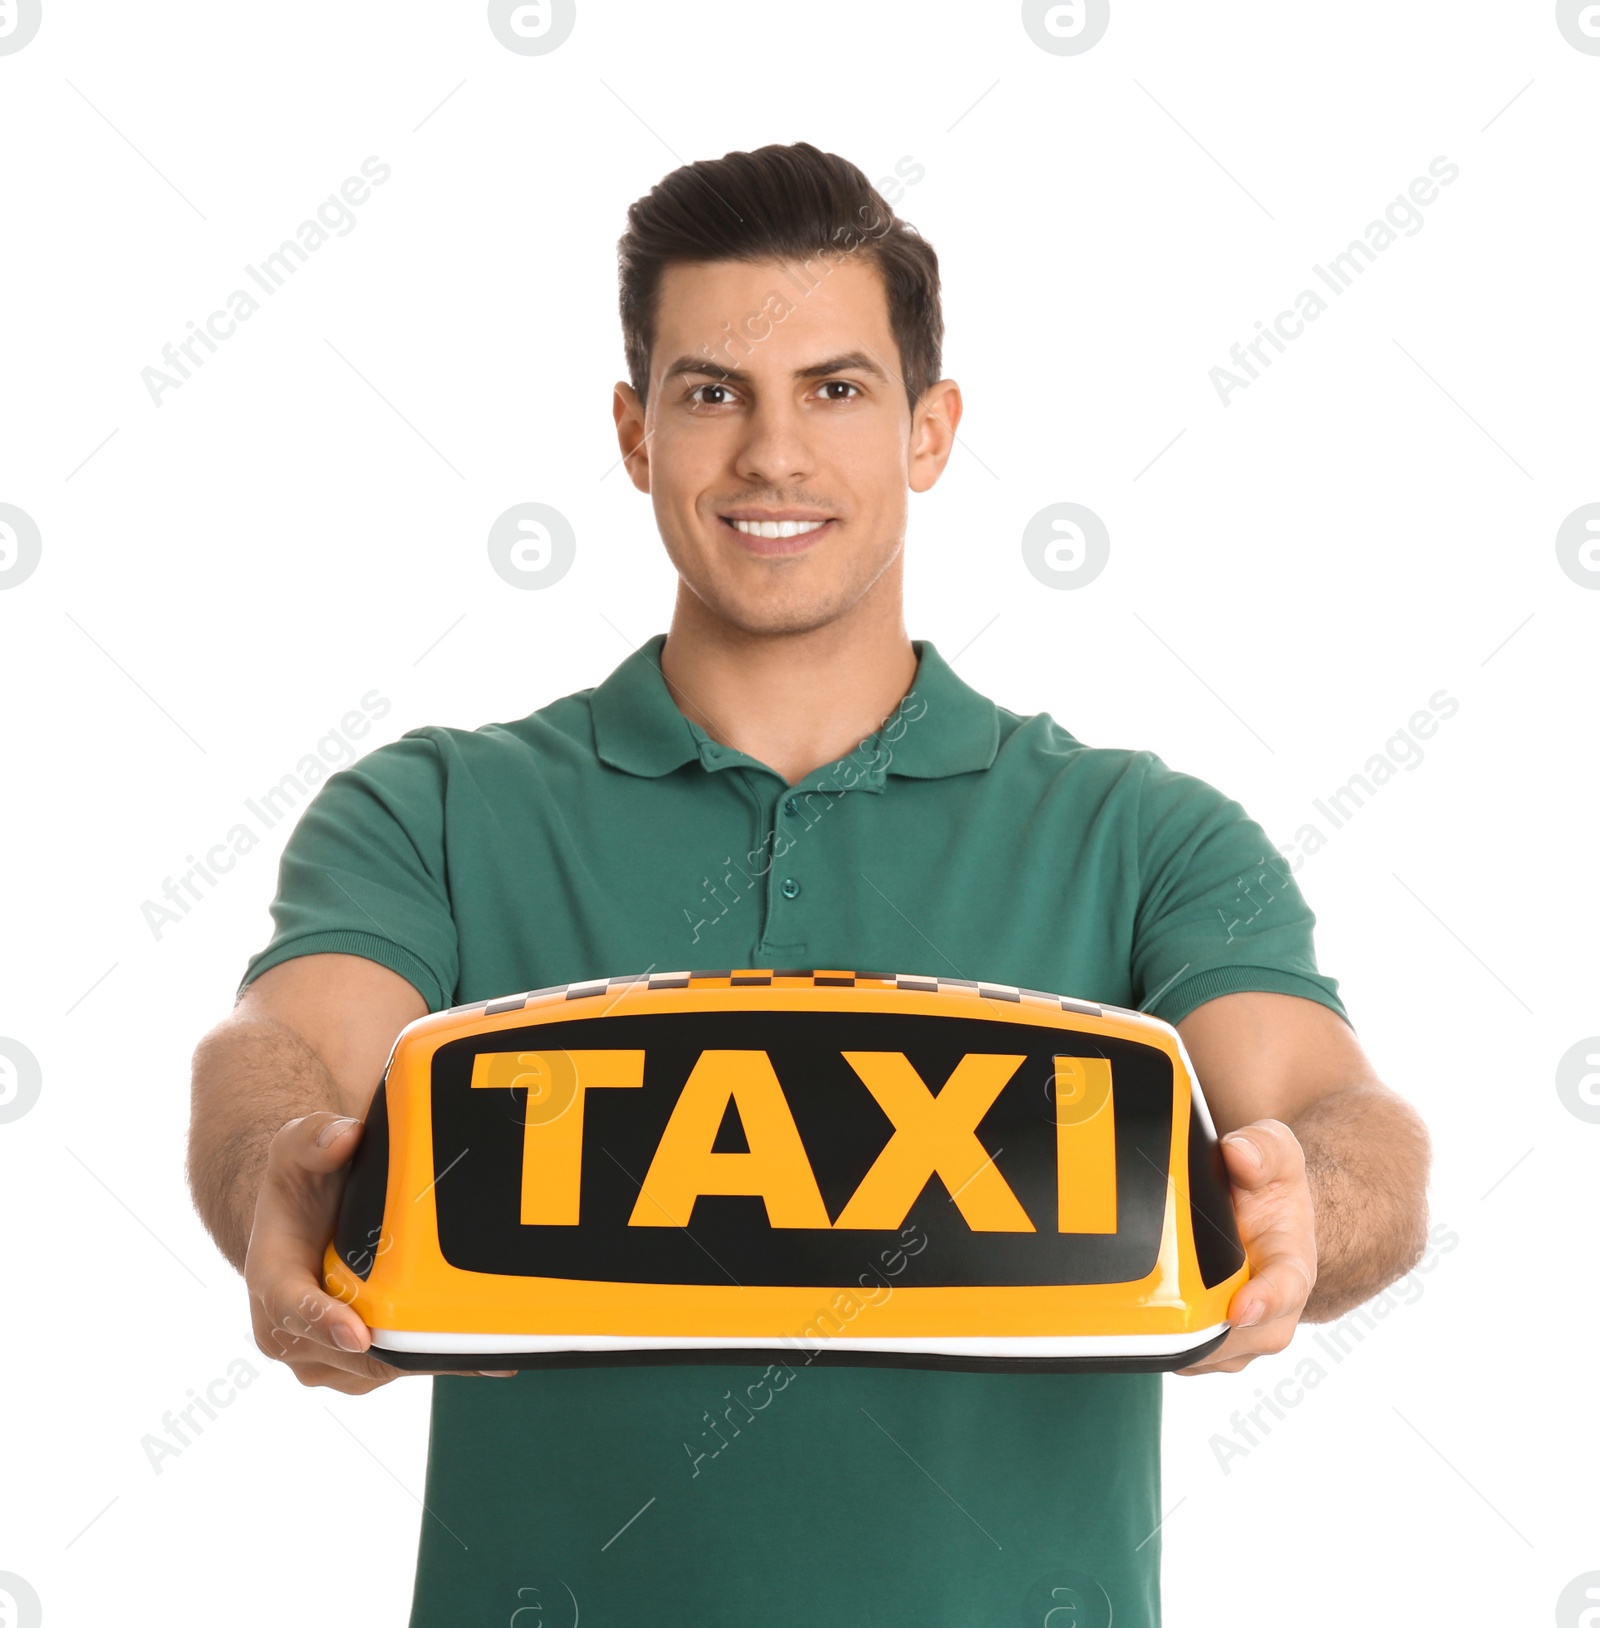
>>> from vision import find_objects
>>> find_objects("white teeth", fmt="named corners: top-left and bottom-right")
top-left (728, 518), bottom-right (827, 539)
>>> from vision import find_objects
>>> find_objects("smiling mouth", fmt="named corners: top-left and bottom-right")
top-left (719, 515), bottom-right (834, 553)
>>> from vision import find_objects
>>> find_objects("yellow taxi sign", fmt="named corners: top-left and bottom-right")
top-left (325, 969), bottom-right (1248, 1372)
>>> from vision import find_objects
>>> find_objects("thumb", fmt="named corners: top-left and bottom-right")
top-left (1220, 1122), bottom-right (1291, 1188)
top-left (280, 1111), bottom-right (366, 1176)
top-left (256, 1112), bottom-right (365, 1254)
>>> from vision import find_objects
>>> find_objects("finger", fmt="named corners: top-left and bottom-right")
top-left (1220, 1120), bottom-right (1303, 1192)
top-left (290, 1356), bottom-right (477, 1393)
top-left (1175, 1334), bottom-right (1251, 1376)
top-left (256, 1112), bottom-right (366, 1252)
top-left (249, 1234), bottom-right (375, 1363)
top-left (245, 1115), bottom-right (520, 1384)
top-left (286, 1356), bottom-right (395, 1396)
top-left (1175, 1352), bottom-right (1257, 1376)
top-left (256, 1320), bottom-right (518, 1387)
top-left (246, 1116), bottom-right (373, 1361)
top-left (252, 1303), bottom-right (522, 1380)
top-left (251, 1276), bottom-right (522, 1380)
top-left (1173, 1318), bottom-right (1286, 1376)
top-left (1175, 1273), bottom-right (1309, 1378)
top-left (1229, 1250), bottom-right (1315, 1330)
top-left (251, 1304), bottom-right (386, 1378)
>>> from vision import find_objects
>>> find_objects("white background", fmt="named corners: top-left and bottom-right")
top-left (1, 2), bottom-right (1595, 1624)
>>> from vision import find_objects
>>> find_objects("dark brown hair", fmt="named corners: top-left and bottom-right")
top-left (617, 141), bottom-right (942, 419)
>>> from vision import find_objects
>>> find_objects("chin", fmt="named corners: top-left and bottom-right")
top-left (706, 590), bottom-right (853, 640)
top-left (731, 607), bottom-right (841, 639)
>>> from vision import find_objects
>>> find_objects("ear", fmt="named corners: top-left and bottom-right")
top-left (908, 379), bottom-right (963, 494)
top-left (612, 381), bottom-right (652, 494)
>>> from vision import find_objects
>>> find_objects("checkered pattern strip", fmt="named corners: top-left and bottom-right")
top-left (455, 971), bottom-right (1112, 1020)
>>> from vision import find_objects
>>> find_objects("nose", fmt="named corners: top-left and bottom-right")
top-left (735, 396), bottom-right (816, 489)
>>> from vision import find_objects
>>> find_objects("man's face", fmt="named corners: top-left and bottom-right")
top-left (614, 254), bottom-right (956, 638)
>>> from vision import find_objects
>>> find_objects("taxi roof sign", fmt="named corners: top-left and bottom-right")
top-left (325, 969), bottom-right (1249, 1373)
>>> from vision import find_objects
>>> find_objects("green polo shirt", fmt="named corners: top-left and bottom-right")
top-left (239, 632), bottom-right (1348, 1628)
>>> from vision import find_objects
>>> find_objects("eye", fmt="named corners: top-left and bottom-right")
top-left (818, 380), bottom-right (863, 401)
top-left (687, 382), bottom-right (739, 408)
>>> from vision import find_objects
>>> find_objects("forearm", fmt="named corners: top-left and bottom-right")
top-left (1286, 1083), bottom-right (1432, 1322)
top-left (186, 1015), bottom-right (344, 1274)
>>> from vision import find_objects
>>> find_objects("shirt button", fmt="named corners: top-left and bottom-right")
top-left (780, 877), bottom-right (801, 899)
top-left (782, 797), bottom-right (799, 816)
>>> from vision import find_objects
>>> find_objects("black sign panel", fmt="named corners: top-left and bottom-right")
top-left (429, 1009), bottom-right (1175, 1288)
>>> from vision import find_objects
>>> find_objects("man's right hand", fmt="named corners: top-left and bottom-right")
top-left (243, 1107), bottom-right (517, 1392)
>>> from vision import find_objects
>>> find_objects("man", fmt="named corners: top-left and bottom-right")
top-left (187, 141), bottom-right (1431, 1626)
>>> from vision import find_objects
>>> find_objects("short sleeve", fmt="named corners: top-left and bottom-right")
top-left (1129, 751), bottom-right (1351, 1032)
top-left (236, 733), bottom-right (460, 1012)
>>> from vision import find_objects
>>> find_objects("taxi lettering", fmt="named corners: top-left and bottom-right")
top-left (470, 1047), bottom-right (1117, 1234)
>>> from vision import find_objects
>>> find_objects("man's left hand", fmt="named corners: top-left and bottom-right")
top-left (1174, 1118), bottom-right (1318, 1376)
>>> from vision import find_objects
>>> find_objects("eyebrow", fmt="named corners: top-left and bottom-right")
top-left (659, 350), bottom-right (891, 387)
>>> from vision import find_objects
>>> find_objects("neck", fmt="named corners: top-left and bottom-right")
top-left (659, 574), bottom-right (917, 788)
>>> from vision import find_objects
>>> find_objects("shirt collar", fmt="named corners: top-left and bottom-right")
top-left (590, 632), bottom-right (1000, 790)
